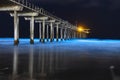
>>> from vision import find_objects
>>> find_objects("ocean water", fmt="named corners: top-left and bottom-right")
top-left (0, 38), bottom-right (120, 80)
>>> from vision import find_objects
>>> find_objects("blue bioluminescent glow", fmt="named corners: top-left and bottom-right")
top-left (0, 38), bottom-right (120, 55)
top-left (0, 38), bottom-right (120, 80)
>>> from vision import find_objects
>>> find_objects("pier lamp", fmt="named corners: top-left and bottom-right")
top-left (77, 26), bottom-right (90, 38)
top-left (78, 26), bottom-right (84, 32)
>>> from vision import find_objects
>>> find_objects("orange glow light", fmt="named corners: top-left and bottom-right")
top-left (78, 27), bottom-right (84, 32)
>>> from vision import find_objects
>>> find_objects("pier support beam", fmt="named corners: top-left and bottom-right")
top-left (49, 20), bottom-right (55, 42)
top-left (17, 15), bottom-right (19, 43)
top-left (39, 22), bottom-right (42, 42)
top-left (46, 24), bottom-right (49, 41)
top-left (66, 28), bottom-right (68, 40)
top-left (1, 5), bottom-right (23, 45)
top-left (41, 20), bottom-right (45, 43)
top-left (25, 16), bottom-right (35, 44)
top-left (35, 17), bottom-right (48, 43)
top-left (14, 11), bottom-right (19, 45)
top-left (56, 26), bottom-right (59, 41)
top-left (68, 29), bottom-right (70, 40)
top-left (30, 16), bottom-right (34, 44)
top-left (60, 28), bottom-right (63, 41)
top-left (64, 28), bottom-right (67, 40)
top-left (35, 21), bottom-right (43, 42)
top-left (53, 26), bottom-right (55, 41)
top-left (11, 12), bottom-right (39, 44)
top-left (55, 22), bottom-right (60, 42)
top-left (63, 29), bottom-right (65, 40)
top-left (50, 22), bottom-right (53, 42)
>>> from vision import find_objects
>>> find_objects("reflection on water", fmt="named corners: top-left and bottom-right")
top-left (12, 46), bottom-right (18, 80)
top-left (11, 45), bottom-right (66, 80)
top-left (40, 45), bottom-right (46, 77)
top-left (1, 39), bottom-right (120, 80)
top-left (29, 45), bottom-right (34, 80)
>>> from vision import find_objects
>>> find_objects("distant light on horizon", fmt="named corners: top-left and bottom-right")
top-left (78, 26), bottom-right (84, 32)
top-left (77, 26), bottom-right (90, 34)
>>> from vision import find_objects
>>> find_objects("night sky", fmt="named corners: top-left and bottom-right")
top-left (0, 0), bottom-right (120, 39)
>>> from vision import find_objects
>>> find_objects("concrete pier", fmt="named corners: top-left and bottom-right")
top-left (10, 12), bottom-right (39, 45)
top-left (0, 0), bottom-right (89, 45)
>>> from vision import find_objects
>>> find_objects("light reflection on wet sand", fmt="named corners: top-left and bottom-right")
top-left (12, 46), bottom-right (18, 80)
top-left (11, 44), bottom-right (66, 80)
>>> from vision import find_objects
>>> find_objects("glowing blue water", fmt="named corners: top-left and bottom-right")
top-left (0, 38), bottom-right (120, 80)
top-left (0, 38), bottom-right (120, 57)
